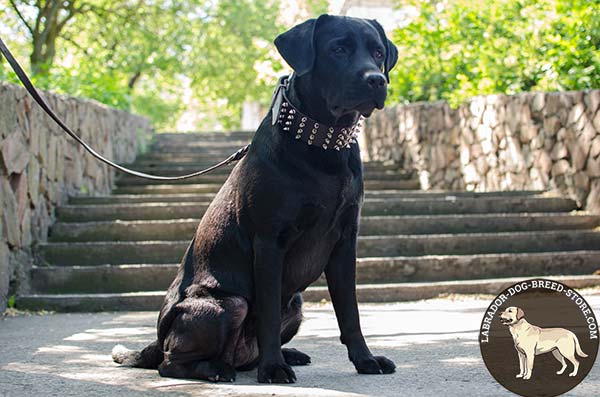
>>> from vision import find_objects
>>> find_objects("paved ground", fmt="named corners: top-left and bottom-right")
top-left (1, 293), bottom-right (599, 397)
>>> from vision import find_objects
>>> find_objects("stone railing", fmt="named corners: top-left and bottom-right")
top-left (0, 82), bottom-right (153, 310)
top-left (363, 90), bottom-right (600, 212)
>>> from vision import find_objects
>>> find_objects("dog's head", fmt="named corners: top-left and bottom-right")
top-left (499, 306), bottom-right (525, 326)
top-left (275, 14), bottom-right (398, 119)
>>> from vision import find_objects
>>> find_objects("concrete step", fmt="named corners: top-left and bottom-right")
top-left (30, 251), bottom-right (600, 294)
top-left (68, 190), bottom-right (548, 205)
top-left (112, 179), bottom-right (421, 193)
top-left (143, 145), bottom-right (251, 155)
top-left (117, 162), bottom-right (407, 179)
top-left (56, 196), bottom-right (577, 222)
top-left (153, 131), bottom-right (254, 140)
top-left (17, 275), bottom-right (600, 311)
top-left (38, 230), bottom-right (600, 266)
top-left (113, 183), bottom-right (224, 195)
top-left (128, 158), bottom-right (406, 171)
top-left (49, 213), bottom-right (600, 242)
top-left (135, 153), bottom-right (249, 164)
top-left (114, 170), bottom-right (414, 186)
top-left (57, 202), bottom-right (211, 222)
top-left (152, 139), bottom-right (251, 147)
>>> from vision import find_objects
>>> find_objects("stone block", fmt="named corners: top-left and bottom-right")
top-left (519, 103), bottom-right (532, 125)
top-left (551, 159), bottom-right (570, 177)
top-left (476, 124), bottom-right (493, 142)
top-left (591, 136), bottom-right (600, 159)
top-left (460, 146), bottom-right (470, 166)
top-left (475, 156), bottom-right (489, 174)
top-left (587, 154), bottom-right (600, 177)
top-left (536, 150), bottom-right (553, 175)
top-left (463, 163), bottom-right (480, 184)
top-left (520, 124), bottom-right (537, 144)
top-left (0, 241), bottom-right (8, 312)
top-left (593, 110), bottom-right (600, 132)
top-left (567, 102), bottom-right (585, 126)
top-left (0, 178), bottom-right (19, 247)
top-left (584, 90), bottom-right (600, 116)
top-left (470, 143), bottom-right (483, 159)
top-left (20, 206), bottom-right (32, 247)
top-left (47, 135), bottom-right (57, 181)
top-left (0, 133), bottom-right (30, 174)
top-left (568, 138), bottom-right (590, 171)
top-left (586, 179), bottom-right (600, 213)
top-left (27, 161), bottom-right (40, 207)
top-left (482, 107), bottom-right (500, 128)
top-left (545, 93), bottom-right (561, 115)
top-left (543, 116), bottom-right (561, 136)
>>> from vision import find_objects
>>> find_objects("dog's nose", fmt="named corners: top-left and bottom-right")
top-left (365, 72), bottom-right (386, 89)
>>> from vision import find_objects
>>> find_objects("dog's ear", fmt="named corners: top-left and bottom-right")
top-left (368, 19), bottom-right (398, 82)
top-left (274, 14), bottom-right (329, 77)
top-left (516, 307), bottom-right (525, 321)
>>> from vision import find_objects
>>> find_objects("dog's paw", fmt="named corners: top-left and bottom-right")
top-left (516, 374), bottom-right (523, 378)
top-left (257, 361), bottom-right (296, 383)
top-left (282, 348), bottom-right (311, 366)
top-left (207, 360), bottom-right (237, 382)
top-left (523, 373), bottom-right (532, 380)
top-left (353, 355), bottom-right (396, 375)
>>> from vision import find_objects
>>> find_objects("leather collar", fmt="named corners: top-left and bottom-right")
top-left (271, 75), bottom-right (361, 151)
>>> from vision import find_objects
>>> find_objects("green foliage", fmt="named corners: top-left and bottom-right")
top-left (1, 0), bottom-right (292, 130)
top-left (390, 0), bottom-right (600, 107)
top-left (7, 295), bottom-right (16, 309)
top-left (187, 0), bottom-right (283, 129)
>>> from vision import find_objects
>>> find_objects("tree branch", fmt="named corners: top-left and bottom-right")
top-left (8, 0), bottom-right (35, 36)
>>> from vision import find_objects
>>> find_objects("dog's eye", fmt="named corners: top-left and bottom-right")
top-left (374, 49), bottom-right (384, 59)
top-left (332, 46), bottom-right (346, 54)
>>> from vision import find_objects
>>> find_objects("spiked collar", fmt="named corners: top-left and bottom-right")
top-left (270, 75), bottom-right (361, 151)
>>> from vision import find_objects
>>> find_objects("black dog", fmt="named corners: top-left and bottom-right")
top-left (113, 14), bottom-right (398, 384)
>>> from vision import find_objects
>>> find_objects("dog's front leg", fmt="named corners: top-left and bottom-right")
top-left (523, 349), bottom-right (535, 380)
top-left (516, 350), bottom-right (525, 378)
top-left (325, 211), bottom-right (396, 375)
top-left (253, 236), bottom-right (296, 384)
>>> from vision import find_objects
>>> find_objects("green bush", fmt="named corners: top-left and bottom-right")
top-left (390, 0), bottom-right (600, 107)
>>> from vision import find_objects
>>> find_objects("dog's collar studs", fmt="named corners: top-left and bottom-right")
top-left (272, 75), bottom-right (360, 151)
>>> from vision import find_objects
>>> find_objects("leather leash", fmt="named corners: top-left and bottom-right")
top-left (0, 36), bottom-right (249, 181)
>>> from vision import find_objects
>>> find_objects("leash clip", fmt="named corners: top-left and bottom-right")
top-left (270, 74), bottom-right (291, 126)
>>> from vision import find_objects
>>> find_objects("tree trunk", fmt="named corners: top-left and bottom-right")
top-left (10, 0), bottom-right (80, 75)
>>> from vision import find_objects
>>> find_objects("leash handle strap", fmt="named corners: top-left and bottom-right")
top-left (0, 36), bottom-right (249, 181)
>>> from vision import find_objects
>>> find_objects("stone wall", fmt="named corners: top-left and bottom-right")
top-left (0, 82), bottom-right (153, 311)
top-left (363, 90), bottom-right (600, 212)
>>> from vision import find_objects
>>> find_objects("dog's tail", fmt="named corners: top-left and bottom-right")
top-left (574, 336), bottom-right (588, 358)
top-left (112, 340), bottom-right (163, 369)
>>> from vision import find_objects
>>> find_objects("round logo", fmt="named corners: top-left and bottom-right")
top-left (479, 279), bottom-right (598, 397)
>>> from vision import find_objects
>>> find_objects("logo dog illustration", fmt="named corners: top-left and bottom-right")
top-left (499, 306), bottom-right (588, 380)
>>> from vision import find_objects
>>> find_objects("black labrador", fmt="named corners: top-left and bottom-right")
top-left (113, 14), bottom-right (398, 384)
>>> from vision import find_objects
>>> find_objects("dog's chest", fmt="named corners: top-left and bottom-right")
top-left (281, 174), bottom-right (360, 293)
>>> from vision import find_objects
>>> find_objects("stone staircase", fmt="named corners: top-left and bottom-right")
top-left (18, 132), bottom-right (600, 311)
